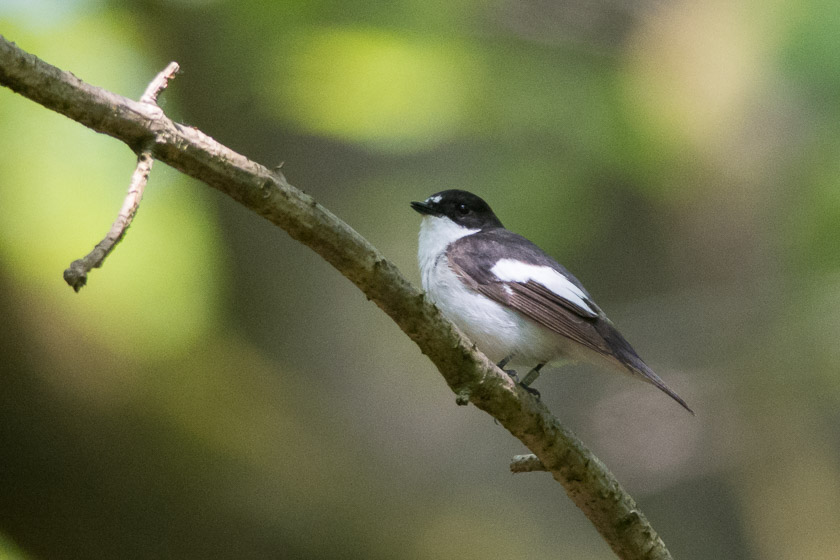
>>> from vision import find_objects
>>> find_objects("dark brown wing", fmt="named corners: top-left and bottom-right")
top-left (503, 280), bottom-right (612, 355)
top-left (446, 230), bottom-right (612, 358)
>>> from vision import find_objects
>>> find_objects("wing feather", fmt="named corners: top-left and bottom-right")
top-left (446, 230), bottom-right (611, 357)
top-left (445, 230), bottom-right (694, 414)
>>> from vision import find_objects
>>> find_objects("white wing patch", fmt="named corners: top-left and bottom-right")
top-left (490, 259), bottom-right (595, 314)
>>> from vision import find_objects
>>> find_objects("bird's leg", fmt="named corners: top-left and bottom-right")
top-left (496, 355), bottom-right (518, 381)
top-left (519, 363), bottom-right (545, 398)
top-left (521, 363), bottom-right (545, 386)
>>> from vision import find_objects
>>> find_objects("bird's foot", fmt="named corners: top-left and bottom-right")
top-left (496, 355), bottom-right (519, 381)
top-left (520, 383), bottom-right (541, 400)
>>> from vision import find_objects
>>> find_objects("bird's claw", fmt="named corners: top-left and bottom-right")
top-left (520, 384), bottom-right (541, 400)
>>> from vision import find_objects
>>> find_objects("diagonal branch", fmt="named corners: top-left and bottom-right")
top-left (0, 35), bottom-right (674, 560)
top-left (63, 62), bottom-right (179, 291)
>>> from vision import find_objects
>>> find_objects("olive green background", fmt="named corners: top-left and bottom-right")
top-left (1, 1), bottom-right (839, 558)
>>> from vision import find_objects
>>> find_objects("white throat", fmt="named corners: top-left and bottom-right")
top-left (417, 215), bottom-right (479, 272)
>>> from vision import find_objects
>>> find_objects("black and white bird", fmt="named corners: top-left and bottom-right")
top-left (411, 189), bottom-right (693, 414)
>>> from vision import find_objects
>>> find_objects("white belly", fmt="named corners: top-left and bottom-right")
top-left (421, 252), bottom-right (565, 365)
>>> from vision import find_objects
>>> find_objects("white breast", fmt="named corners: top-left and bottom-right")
top-left (417, 216), bottom-right (565, 365)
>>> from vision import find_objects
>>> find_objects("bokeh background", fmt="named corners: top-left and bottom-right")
top-left (1, 0), bottom-right (839, 558)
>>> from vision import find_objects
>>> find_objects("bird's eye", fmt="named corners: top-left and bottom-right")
top-left (457, 204), bottom-right (469, 215)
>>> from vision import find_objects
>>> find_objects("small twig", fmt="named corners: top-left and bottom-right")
top-left (63, 149), bottom-right (153, 291)
top-left (140, 61), bottom-right (180, 104)
top-left (63, 62), bottom-right (179, 292)
top-left (510, 454), bottom-right (548, 473)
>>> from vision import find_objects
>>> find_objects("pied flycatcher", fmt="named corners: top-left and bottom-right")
top-left (411, 189), bottom-right (692, 414)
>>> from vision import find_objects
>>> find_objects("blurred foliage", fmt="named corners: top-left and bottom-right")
top-left (0, 12), bottom-right (225, 360)
top-left (0, 531), bottom-right (30, 560)
top-left (268, 28), bottom-right (482, 151)
top-left (1, 0), bottom-right (840, 559)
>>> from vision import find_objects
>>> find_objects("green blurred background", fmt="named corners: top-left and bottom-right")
top-left (1, 0), bottom-right (839, 558)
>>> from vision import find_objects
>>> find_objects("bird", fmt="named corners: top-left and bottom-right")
top-left (410, 189), bottom-right (693, 414)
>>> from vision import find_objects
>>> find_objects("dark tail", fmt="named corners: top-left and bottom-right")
top-left (597, 320), bottom-right (695, 415)
top-left (625, 359), bottom-right (694, 415)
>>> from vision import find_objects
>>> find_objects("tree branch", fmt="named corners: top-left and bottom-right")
top-left (62, 62), bottom-right (179, 291)
top-left (0, 35), bottom-right (674, 560)
top-left (510, 453), bottom-right (548, 473)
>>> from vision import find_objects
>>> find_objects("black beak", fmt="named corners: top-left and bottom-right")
top-left (411, 201), bottom-right (436, 216)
